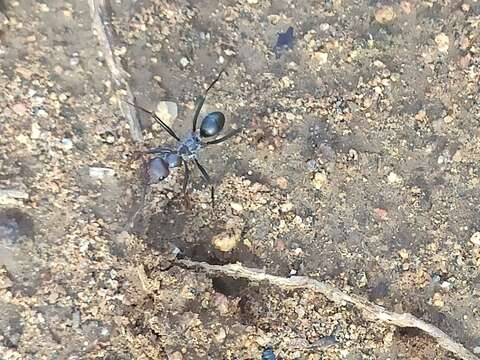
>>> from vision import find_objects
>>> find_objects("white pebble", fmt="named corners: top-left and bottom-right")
top-left (180, 57), bottom-right (189, 67)
top-left (89, 167), bottom-right (115, 179)
top-left (61, 138), bottom-right (73, 150)
top-left (470, 232), bottom-right (480, 246)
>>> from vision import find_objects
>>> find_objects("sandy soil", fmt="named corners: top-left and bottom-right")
top-left (1, 0), bottom-right (479, 359)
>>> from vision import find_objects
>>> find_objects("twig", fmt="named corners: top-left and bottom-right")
top-left (87, 0), bottom-right (142, 142)
top-left (178, 259), bottom-right (479, 360)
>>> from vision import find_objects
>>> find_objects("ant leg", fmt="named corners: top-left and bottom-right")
top-left (123, 100), bottom-right (181, 141)
top-left (205, 128), bottom-right (242, 145)
top-left (183, 161), bottom-right (191, 208)
top-left (192, 69), bottom-right (226, 132)
top-left (144, 147), bottom-right (174, 155)
top-left (194, 159), bottom-right (215, 208)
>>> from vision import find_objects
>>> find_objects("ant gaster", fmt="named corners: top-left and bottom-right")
top-left (127, 69), bottom-right (240, 207)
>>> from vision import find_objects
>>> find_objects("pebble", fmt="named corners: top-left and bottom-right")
top-left (280, 202), bottom-right (294, 213)
top-left (312, 172), bottom-right (327, 189)
top-left (89, 167), bottom-right (115, 179)
top-left (230, 202), bottom-right (243, 212)
top-left (213, 293), bottom-right (229, 315)
top-left (306, 159), bottom-right (317, 171)
top-left (72, 311), bottom-right (81, 328)
top-left (387, 172), bottom-right (402, 185)
top-left (375, 6), bottom-right (395, 24)
top-left (373, 208), bottom-right (388, 220)
top-left (435, 33), bottom-right (449, 53)
top-left (179, 57), bottom-right (189, 67)
top-left (470, 232), bottom-right (480, 246)
top-left (276, 176), bottom-right (289, 189)
top-left (0, 269), bottom-right (13, 289)
top-left (168, 352), bottom-right (183, 360)
top-left (398, 249), bottom-right (409, 260)
top-left (432, 292), bottom-right (444, 308)
top-left (12, 103), bottom-right (27, 115)
top-left (16, 66), bottom-right (33, 79)
top-left (36, 109), bottom-right (48, 118)
top-left (31, 122), bottom-right (41, 139)
top-left (214, 327), bottom-right (226, 343)
top-left (212, 229), bottom-right (241, 252)
top-left (0, 188), bottom-right (29, 201)
top-left (61, 138), bottom-right (74, 150)
top-left (400, 1), bottom-right (412, 14)
top-left (155, 101), bottom-right (177, 126)
top-left (312, 51), bottom-right (328, 64)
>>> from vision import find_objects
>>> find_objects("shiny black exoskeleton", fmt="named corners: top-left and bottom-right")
top-left (262, 346), bottom-right (276, 360)
top-left (126, 69), bottom-right (240, 207)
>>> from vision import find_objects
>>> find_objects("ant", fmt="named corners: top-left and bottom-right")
top-left (126, 69), bottom-right (241, 208)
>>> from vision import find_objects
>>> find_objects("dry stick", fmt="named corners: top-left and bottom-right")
top-left (178, 260), bottom-right (479, 360)
top-left (87, 0), bottom-right (143, 142)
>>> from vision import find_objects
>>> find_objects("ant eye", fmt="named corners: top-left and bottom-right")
top-left (200, 112), bottom-right (225, 137)
top-left (147, 157), bottom-right (169, 184)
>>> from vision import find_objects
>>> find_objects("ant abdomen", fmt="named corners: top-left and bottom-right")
top-left (147, 157), bottom-right (169, 184)
top-left (200, 111), bottom-right (225, 137)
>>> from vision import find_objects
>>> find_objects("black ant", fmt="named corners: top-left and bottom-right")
top-left (126, 69), bottom-right (241, 208)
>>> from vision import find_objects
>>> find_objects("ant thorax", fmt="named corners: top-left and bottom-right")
top-left (177, 132), bottom-right (202, 160)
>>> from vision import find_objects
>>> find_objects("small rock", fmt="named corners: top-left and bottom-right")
top-left (72, 311), bottom-right (81, 328)
top-left (312, 172), bottom-right (327, 189)
top-left (61, 138), bottom-right (74, 150)
top-left (212, 228), bottom-right (241, 252)
top-left (280, 202), bottom-right (294, 213)
top-left (0, 267), bottom-right (13, 290)
top-left (179, 57), bottom-right (189, 67)
top-left (309, 336), bottom-right (337, 349)
top-left (432, 292), bottom-right (444, 308)
top-left (306, 159), bottom-right (317, 171)
top-left (155, 101), bottom-right (177, 126)
top-left (319, 23), bottom-right (330, 32)
top-left (276, 176), bottom-right (289, 189)
top-left (16, 67), bottom-right (33, 79)
top-left (89, 167), bottom-right (115, 179)
top-left (312, 51), bottom-right (328, 64)
top-left (440, 281), bottom-right (451, 290)
top-left (398, 249), bottom-right (409, 260)
top-left (230, 202), bottom-right (243, 212)
top-left (435, 33), bottom-right (449, 53)
top-left (400, 1), bottom-right (412, 14)
top-left (168, 352), bottom-right (183, 360)
top-left (0, 188), bottom-right (29, 202)
top-left (459, 54), bottom-right (472, 69)
top-left (375, 6), bottom-right (395, 24)
top-left (213, 293), bottom-right (229, 315)
top-left (36, 109), bottom-right (48, 118)
top-left (473, 346), bottom-right (480, 355)
top-left (373, 208), bottom-right (388, 220)
top-left (275, 239), bottom-right (285, 251)
top-left (470, 232), bottom-right (480, 246)
top-left (247, 0), bottom-right (258, 3)
top-left (387, 172), bottom-right (402, 185)
top-left (214, 327), bottom-right (227, 343)
top-left (12, 103), bottom-right (27, 115)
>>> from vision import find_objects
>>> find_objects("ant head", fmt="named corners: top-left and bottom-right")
top-left (200, 112), bottom-right (225, 137)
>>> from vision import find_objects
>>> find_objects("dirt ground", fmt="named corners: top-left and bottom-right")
top-left (1, 0), bottom-right (480, 359)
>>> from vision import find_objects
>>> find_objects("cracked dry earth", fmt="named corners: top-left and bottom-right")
top-left (1, 0), bottom-right (480, 359)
